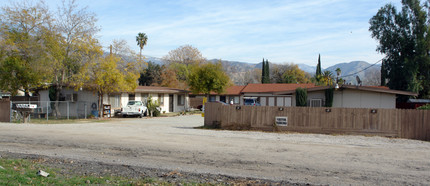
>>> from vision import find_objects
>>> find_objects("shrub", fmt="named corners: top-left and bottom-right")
top-left (325, 88), bottom-right (334, 107)
top-left (295, 87), bottom-right (307, 107)
top-left (146, 96), bottom-right (161, 117)
top-left (417, 104), bottom-right (430, 110)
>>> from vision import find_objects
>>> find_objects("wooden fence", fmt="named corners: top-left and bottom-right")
top-left (0, 100), bottom-right (10, 122)
top-left (204, 102), bottom-right (430, 141)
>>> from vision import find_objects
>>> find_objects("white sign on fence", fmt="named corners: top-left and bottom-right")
top-left (16, 104), bottom-right (37, 109)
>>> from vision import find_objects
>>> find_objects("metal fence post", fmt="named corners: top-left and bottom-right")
top-left (10, 101), bottom-right (12, 123)
top-left (67, 101), bottom-right (69, 120)
top-left (47, 101), bottom-right (49, 121)
top-left (85, 103), bottom-right (87, 119)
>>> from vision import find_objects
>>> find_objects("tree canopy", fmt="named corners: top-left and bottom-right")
top-left (270, 63), bottom-right (311, 84)
top-left (0, 1), bottom-right (53, 95)
top-left (139, 61), bottom-right (163, 86)
top-left (369, 0), bottom-right (430, 99)
top-left (187, 62), bottom-right (230, 95)
top-left (160, 45), bottom-right (206, 89)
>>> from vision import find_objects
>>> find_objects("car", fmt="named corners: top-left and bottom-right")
top-left (121, 100), bottom-right (147, 118)
top-left (244, 98), bottom-right (260, 106)
top-left (213, 101), bottom-right (229, 105)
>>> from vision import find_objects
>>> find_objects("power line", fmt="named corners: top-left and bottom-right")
top-left (340, 59), bottom-right (382, 78)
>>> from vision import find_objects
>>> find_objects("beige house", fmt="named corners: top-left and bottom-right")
top-left (207, 83), bottom-right (417, 109)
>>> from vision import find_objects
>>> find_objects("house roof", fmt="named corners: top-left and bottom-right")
top-left (134, 86), bottom-right (188, 94)
top-left (242, 83), bottom-right (317, 93)
top-left (273, 84), bottom-right (418, 96)
top-left (208, 85), bottom-right (245, 95)
top-left (339, 85), bottom-right (418, 96)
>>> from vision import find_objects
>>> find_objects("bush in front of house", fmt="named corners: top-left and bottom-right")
top-left (295, 87), bottom-right (307, 107)
top-left (146, 96), bottom-right (161, 117)
top-left (417, 104), bottom-right (430, 110)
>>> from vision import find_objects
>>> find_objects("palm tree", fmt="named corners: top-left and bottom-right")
top-left (136, 32), bottom-right (148, 62)
top-left (335, 68), bottom-right (341, 85)
top-left (322, 70), bottom-right (334, 86)
top-left (335, 68), bottom-right (341, 77)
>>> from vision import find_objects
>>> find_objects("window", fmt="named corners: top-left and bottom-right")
top-left (209, 95), bottom-right (216, 102)
top-left (233, 96), bottom-right (240, 104)
top-left (276, 97), bottom-right (284, 106)
top-left (141, 94), bottom-right (148, 104)
top-left (310, 99), bottom-right (322, 107)
top-left (129, 94), bottom-right (135, 101)
top-left (65, 93), bottom-right (78, 102)
top-left (177, 94), bottom-right (185, 105)
top-left (158, 94), bottom-right (164, 105)
top-left (109, 95), bottom-right (120, 108)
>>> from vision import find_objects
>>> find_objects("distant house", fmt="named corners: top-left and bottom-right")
top-left (115, 86), bottom-right (189, 113)
top-left (205, 83), bottom-right (417, 109)
top-left (0, 91), bottom-right (11, 99)
top-left (36, 85), bottom-right (189, 117)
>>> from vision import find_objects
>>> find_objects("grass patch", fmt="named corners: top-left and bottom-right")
top-left (0, 158), bottom-right (184, 185)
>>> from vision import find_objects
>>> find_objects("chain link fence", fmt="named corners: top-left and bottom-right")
top-left (10, 101), bottom-right (99, 122)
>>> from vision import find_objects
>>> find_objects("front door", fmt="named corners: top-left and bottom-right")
top-left (169, 94), bottom-right (174, 112)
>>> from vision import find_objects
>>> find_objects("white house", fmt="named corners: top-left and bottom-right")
top-left (37, 85), bottom-right (189, 118)
top-left (111, 86), bottom-right (189, 113)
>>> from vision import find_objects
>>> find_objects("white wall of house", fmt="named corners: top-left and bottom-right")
top-left (333, 89), bottom-right (396, 109)
top-left (116, 92), bottom-right (189, 113)
top-left (38, 88), bottom-right (98, 118)
top-left (242, 93), bottom-right (292, 107)
top-left (307, 91), bottom-right (325, 107)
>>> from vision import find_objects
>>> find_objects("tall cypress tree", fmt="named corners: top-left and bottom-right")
top-left (316, 54), bottom-right (322, 81)
top-left (261, 58), bottom-right (265, 84)
top-left (265, 59), bottom-right (270, 83)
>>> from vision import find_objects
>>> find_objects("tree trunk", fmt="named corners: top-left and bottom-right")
top-left (54, 85), bottom-right (62, 119)
top-left (99, 92), bottom-right (103, 118)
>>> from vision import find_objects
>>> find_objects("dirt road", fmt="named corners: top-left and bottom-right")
top-left (0, 115), bottom-right (429, 185)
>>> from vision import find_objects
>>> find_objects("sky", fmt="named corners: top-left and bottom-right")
top-left (1, 0), bottom-right (402, 68)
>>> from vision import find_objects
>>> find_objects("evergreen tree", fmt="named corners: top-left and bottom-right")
top-left (370, 0), bottom-right (430, 99)
top-left (295, 88), bottom-right (307, 107)
top-left (264, 59), bottom-right (270, 83)
top-left (316, 54), bottom-right (322, 81)
top-left (261, 58), bottom-right (265, 84)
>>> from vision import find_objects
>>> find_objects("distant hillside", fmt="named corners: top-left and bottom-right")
top-left (325, 61), bottom-right (380, 84)
top-left (131, 54), bottom-right (380, 86)
top-left (144, 56), bottom-right (164, 64)
top-left (298, 63), bottom-right (316, 74)
top-left (214, 59), bottom-right (380, 85)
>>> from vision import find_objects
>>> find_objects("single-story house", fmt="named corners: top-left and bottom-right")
top-left (114, 86), bottom-right (189, 113)
top-left (205, 83), bottom-right (417, 109)
top-left (36, 85), bottom-right (189, 118)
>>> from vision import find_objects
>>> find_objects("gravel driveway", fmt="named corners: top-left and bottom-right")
top-left (0, 115), bottom-right (429, 185)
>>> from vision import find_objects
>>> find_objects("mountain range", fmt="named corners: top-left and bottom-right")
top-left (143, 55), bottom-right (381, 86)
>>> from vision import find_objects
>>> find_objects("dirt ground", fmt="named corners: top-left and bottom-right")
top-left (0, 115), bottom-right (429, 185)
